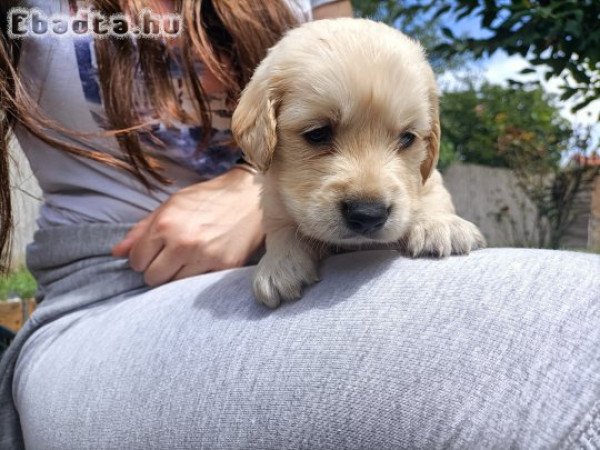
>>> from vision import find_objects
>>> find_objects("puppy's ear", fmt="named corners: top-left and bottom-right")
top-left (421, 87), bottom-right (441, 183)
top-left (232, 64), bottom-right (279, 173)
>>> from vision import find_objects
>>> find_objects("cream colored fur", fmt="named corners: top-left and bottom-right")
top-left (232, 18), bottom-right (485, 308)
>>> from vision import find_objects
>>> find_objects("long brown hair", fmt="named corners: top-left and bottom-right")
top-left (0, 0), bottom-right (298, 272)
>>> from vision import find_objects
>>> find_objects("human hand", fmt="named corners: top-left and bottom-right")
top-left (112, 167), bottom-right (264, 286)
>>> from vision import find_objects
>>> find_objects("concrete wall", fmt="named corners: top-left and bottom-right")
top-left (443, 163), bottom-right (542, 247)
top-left (562, 178), bottom-right (593, 249)
top-left (589, 177), bottom-right (600, 251)
top-left (443, 163), bottom-right (594, 249)
top-left (9, 139), bottom-right (42, 269)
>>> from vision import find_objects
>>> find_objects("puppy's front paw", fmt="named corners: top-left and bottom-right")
top-left (253, 251), bottom-right (319, 308)
top-left (404, 214), bottom-right (485, 257)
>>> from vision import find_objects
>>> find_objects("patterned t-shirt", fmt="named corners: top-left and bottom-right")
top-left (15, 0), bottom-right (336, 228)
top-left (73, 29), bottom-right (240, 179)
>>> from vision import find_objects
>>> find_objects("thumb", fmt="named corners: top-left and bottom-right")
top-left (111, 214), bottom-right (154, 257)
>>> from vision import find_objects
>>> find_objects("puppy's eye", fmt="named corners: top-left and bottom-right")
top-left (398, 132), bottom-right (416, 150)
top-left (303, 125), bottom-right (333, 146)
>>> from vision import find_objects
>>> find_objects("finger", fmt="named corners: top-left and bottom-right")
top-left (171, 248), bottom-right (245, 281)
top-left (112, 235), bottom-right (140, 258)
top-left (142, 247), bottom-right (188, 287)
top-left (172, 261), bottom-right (213, 282)
top-left (111, 238), bottom-right (135, 258)
top-left (112, 214), bottom-right (155, 257)
top-left (128, 231), bottom-right (165, 273)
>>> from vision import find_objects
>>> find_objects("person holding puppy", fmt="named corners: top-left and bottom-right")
top-left (1, 1), bottom-right (599, 449)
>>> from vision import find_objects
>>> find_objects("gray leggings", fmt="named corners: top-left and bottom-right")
top-left (2, 224), bottom-right (600, 449)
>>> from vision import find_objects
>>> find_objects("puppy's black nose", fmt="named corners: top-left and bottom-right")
top-left (341, 200), bottom-right (390, 235)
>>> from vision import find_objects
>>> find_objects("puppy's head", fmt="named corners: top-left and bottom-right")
top-left (232, 18), bottom-right (440, 245)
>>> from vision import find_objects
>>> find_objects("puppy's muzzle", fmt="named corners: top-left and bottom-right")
top-left (341, 200), bottom-right (390, 235)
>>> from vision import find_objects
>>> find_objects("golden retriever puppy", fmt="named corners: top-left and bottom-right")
top-left (232, 18), bottom-right (485, 308)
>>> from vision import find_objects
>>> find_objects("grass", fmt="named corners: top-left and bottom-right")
top-left (0, 267), bottom-right (37, 300)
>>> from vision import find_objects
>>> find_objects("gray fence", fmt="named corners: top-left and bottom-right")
top-left (443, 163), bottom-right (595, 249)
top-left (590, 177), bottom-right (600, 250)
top-left (443, 163), bottom-right (541, 247)
top-left (9, 140), bottom-right (42, 269)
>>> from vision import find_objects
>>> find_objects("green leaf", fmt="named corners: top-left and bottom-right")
top-left (519, 67), bottom-right (537, 75)
top-left (432, 4), bottom-right (452, 20)
top-left (572, 95), bottom-right (597, 112)
top-left (441, 27), bottom-right (454, 39)
top-left (482, 3), bottom-right (498, 27)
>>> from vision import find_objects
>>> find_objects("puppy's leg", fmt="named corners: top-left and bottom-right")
top-left (404, 170), bottom-right (486, 257)
top-left (253, 226), bottom-right (322, 308)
